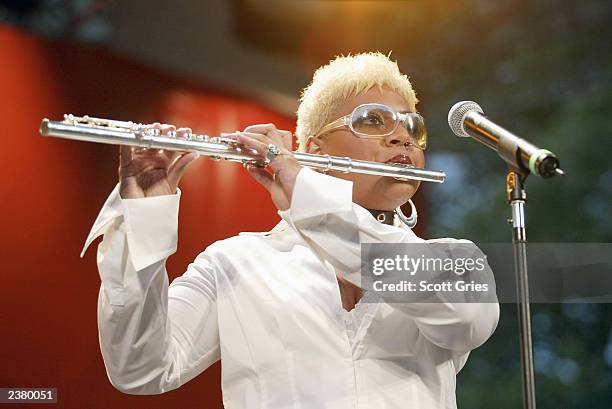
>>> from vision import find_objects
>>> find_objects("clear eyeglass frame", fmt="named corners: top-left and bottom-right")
top-left (314, 103), bottom-right (427, 150)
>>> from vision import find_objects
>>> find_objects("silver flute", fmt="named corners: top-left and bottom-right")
top-left (39, 114), bottom-right (446, 183)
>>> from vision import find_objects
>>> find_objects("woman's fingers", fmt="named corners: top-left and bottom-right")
top-left (278, 131), bottom-right (293, 150)
top-left (166, 126), bottom-right (197, 186)
top-left (246, 165), bottom-right (274, 192)
top-left (236, 132), bottom-right (268, 153)
top-left (243, 123), bottom-right (276, 134)
top-left (236, 131), bottom-right (277, 190)
top-left (243, 124), bottom-right (293, 149)
top-left (160, 124), bottom-right (176, 134)
top-left (168, 152), bottom-right (199, 188)
top-left (234, 125), bottom-right (300, 211)
top-left (167, 126), bottom-right (190, 161)
top-left (237, 131), bottom-right (292, 158)
top-left (119, 145), bottom-right (133, 167)
top-left (175, 127), bottom-right (192, 137)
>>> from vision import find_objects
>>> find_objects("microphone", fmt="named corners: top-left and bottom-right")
top-left (448, 101), bottom-right (564, 178)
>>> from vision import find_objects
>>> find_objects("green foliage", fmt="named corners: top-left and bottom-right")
top-left (401, 0), bottom-right (612, 407)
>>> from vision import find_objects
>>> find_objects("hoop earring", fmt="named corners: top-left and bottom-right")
top-left (395, 199), bottom-right (418, 229)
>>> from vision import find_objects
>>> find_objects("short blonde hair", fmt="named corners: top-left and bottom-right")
top-left (295, 52), bottom-right (418, 152)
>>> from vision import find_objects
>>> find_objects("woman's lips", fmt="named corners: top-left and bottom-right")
top-left (385, 154), bottom-right (413, 166)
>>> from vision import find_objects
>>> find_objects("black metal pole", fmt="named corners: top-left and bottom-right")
top-left (507, 169), bottom-right (537, 409)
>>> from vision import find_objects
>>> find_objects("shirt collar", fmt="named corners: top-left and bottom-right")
top-left (237, 217), bottom-right (291, 237)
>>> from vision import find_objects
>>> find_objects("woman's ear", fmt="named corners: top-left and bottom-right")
top-left (306, 135), bottom-right (324, 154)
top-left (306, 136), bottom-right (330, 174)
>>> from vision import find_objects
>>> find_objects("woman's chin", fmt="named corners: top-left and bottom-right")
top-left (361, 181), bottom-right (416, 210)
top-left (386, 178), bottom-right (417, 198)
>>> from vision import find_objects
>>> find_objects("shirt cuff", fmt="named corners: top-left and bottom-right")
top-left (278, 167), bottom-right (353, 223)
top-left (81, 184), bottom-right (124, 258)
top-left (81, 185), bottom-right (181, 271)
top-left (123, 191), bottom-right (181, 271)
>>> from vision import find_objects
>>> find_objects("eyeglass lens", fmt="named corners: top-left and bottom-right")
top-left (351, 105), bottom-right (397, 136)
top-left (350, 105), bottom-right (427, 148)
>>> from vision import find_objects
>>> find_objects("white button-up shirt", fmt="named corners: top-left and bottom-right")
top-left (83, 167), bottom-right (499, 409)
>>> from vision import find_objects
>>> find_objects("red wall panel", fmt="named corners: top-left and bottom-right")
top-left (0, 26), bottom-right (293, 409)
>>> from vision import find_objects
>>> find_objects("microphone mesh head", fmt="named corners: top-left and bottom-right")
top-left (448, 101), bottom-right (483, 137)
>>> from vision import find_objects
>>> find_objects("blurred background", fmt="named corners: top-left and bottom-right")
top-left (0, 0), bottom-right (610, 408)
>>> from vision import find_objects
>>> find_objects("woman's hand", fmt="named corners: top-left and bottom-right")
top-left (119, 123), bottom-right (199, 199)
top-left (234, 124), bottom-right (302, 211)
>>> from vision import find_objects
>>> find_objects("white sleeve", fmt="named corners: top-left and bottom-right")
top-left (277, 168), bottom-right (417, 283)
top-left (279, 168), bottom-right (499, 353)
top-left (82, 185), bottom-right (220, 394)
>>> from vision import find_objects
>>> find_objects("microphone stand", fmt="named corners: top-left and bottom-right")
top-left (448, 101), bottom-right (564, 409)
top-left (506, 168), bottom-right (537, 409)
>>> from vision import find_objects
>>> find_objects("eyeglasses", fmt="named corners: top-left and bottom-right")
top-left (315, 103), bottom-right (427, 150)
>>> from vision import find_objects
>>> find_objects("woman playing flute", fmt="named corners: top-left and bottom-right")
top-left (83, 52), bottom-right (499, 408)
